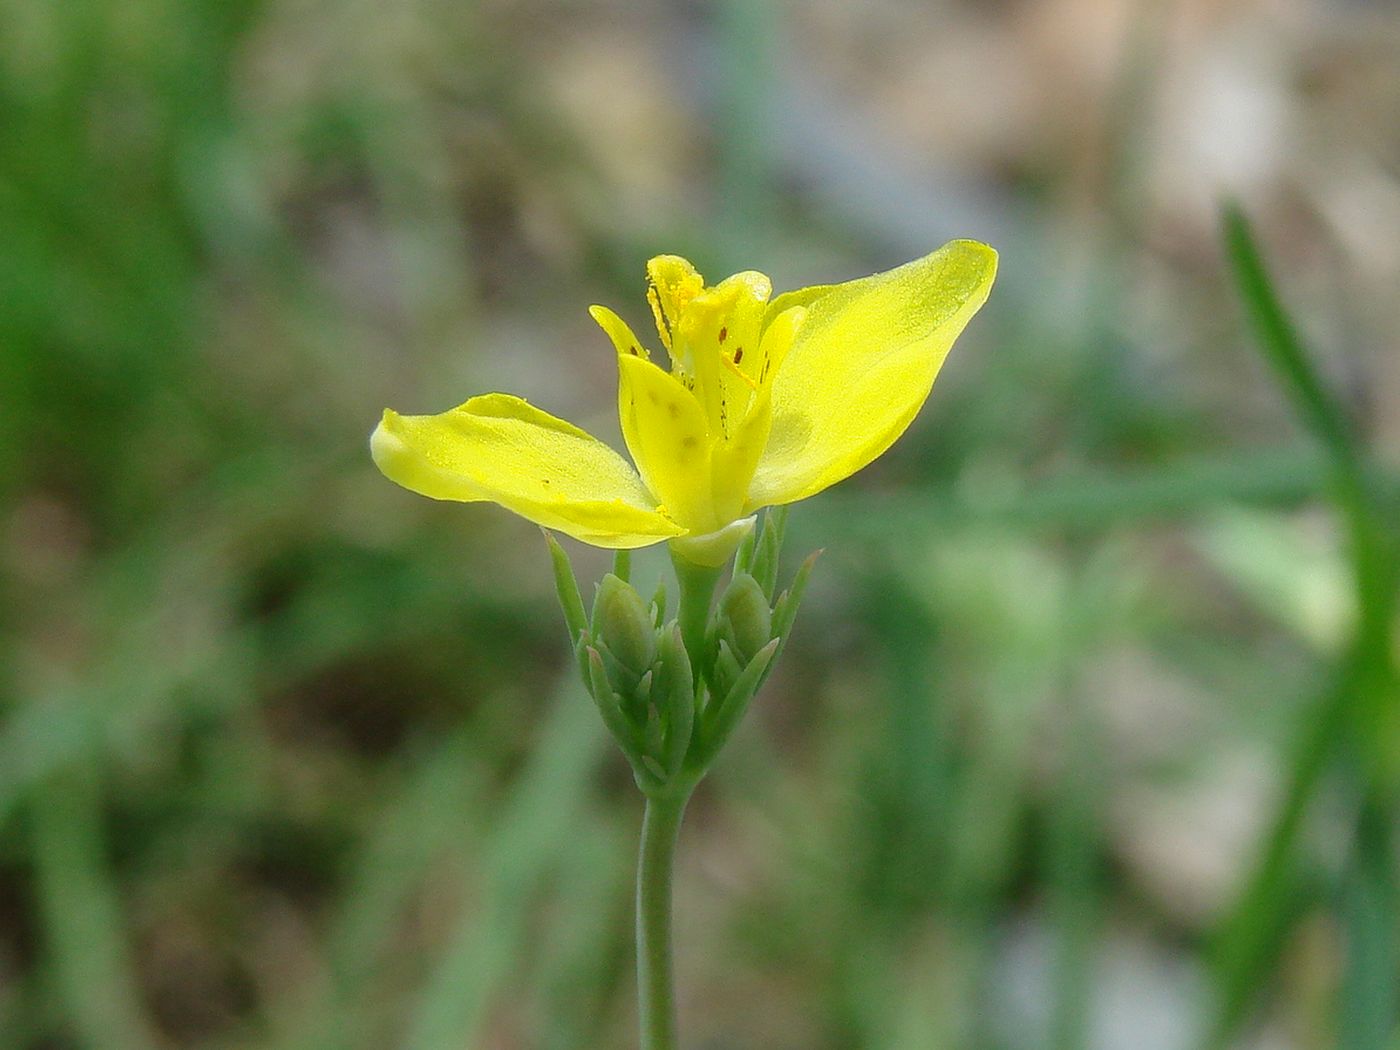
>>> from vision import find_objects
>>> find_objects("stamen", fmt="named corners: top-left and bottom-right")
top-left (646, 280), bottom-right (673, 351)
top-left (721, 352), bottom-right (758, 391)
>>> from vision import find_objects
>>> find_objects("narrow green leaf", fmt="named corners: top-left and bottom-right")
top-left (1222, 203), bottom-right (1398, 662)
top-left (1221, 204), bottom-right (1363, 479)
top-left (544, 531), bottom-right (588, 647)
top-left (772, 549), bottom-right (822, 644)
top-left (733, 519), bottom-right (758, 575)
top-left (1204, 658), bottom-right (1350, 1047)
top-left (1338, 797), bottom-right (1399, 1050)
top-left (30, 766), bottom-right (159, 1050)
top-left (585, 647), bottom-right (646, 770)
top-left (749, 507), bottom-right (790, 599)
top-left (698, 638), bottom-right (779, 765)
top-left (404, 680), bottom-right (607, 1050)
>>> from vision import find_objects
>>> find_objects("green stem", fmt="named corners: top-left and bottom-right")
top-left (637, 791), bottom-right (691, 1050)
top-left (670, 550), bottom-right (722, 671)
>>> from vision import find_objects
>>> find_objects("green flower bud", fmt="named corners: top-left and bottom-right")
top-left (710, 639), bottom-right (745, 699)
top-left (718, 572), bottom-right (773, 664)
top-left (593, 573), bottom-right (657, 674)
top-left (658, 622), bottom-right (695, 774)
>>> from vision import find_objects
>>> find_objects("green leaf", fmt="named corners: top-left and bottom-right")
top-left (733, 518), bottom-right (758, 575)
top-left (1221, 204), bottom-right (1363, 479)
top-left (772, 549), bottom-right (821, 644)
top-left (1338, 799), bottom-right (1399, 1050)
top-left (584, 646), bottom-right (648, 776)
top-left (750, 507), bottom-right (788, 598)
top-left (698, 638), bottom-right (780, 765)
top-left (544, 531), bottom-right (588, 648)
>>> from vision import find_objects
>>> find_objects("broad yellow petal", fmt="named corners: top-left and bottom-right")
top-left (762, 283), bottom-right (834, 327)
top-left (747, 240), bottom-right (997, 510)
top-left (753, 304), bottom-right (807, 391)
top-left (371, 393), bottom-right (683, 548)
top-left (616, 354), bottom-right (718, 532)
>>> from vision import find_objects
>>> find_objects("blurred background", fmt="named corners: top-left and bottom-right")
top-left (2, 0), bottom-right (1399, 1047)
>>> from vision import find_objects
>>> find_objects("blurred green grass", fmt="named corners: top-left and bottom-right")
top-left (2, 1), bottom-right (1398, 1048)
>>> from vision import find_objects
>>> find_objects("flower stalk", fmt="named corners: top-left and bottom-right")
top-left (636, 790), bottom-right (690, 1050)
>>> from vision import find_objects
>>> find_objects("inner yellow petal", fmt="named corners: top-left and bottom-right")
top-left (616, 353), bottom-right (718, 533)
top-left (645, 255), bottom-right (704, 355)
top-left (673, 270), bottom-right (771, 440)
top-left (589, 305), bottom-right (650, 361)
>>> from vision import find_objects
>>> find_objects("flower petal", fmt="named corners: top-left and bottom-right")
top-left (711, 388), bottom-right (772, 524)
top-left (371, 393), bottom-right (683, 548)
top-left (753, 303), bottom-right (807, 391)
top-left (675, 270), bottom-right (771, 439)
top-left (588, 305), bottom-right (651, 362)
top-left (616, 354), bottom-right (718, 532)
top-left (747, 240), bottom-right (997, 510)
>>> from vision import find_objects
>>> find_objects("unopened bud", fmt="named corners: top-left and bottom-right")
top-left (594, 573), bottom-right (656, 674)
top-left (718, 572), bottom-right (772, 664)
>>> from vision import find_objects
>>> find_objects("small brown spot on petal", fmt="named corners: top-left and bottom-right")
top-left (733, 347), bottom-right (743, 364)
top-left (630, 346), bottom-right (640, 356)
top-left (667, 401), bottom-right (680, 419)
top-left (681, 436), bottom-right (698, 450)
top-left (647, 390), bottom-right (660, 404)
top-left (718, 326), bottom-right (728, 343)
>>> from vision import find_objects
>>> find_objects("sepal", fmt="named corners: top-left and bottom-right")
top-left (669, 515), bottom-right (755, 569)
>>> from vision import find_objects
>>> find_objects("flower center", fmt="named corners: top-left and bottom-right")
top-left (645, 257), bottom-right (771, 442)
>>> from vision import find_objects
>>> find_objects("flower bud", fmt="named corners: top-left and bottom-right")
top-left (593, 573), bottom-right (656, 674)
top-left (717, 572), bottom-right (772, 665)
top-left (658, 622), bottom-right (695, 773)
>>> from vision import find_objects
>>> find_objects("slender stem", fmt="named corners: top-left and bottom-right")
top-left (670, 551), bottom-right (722, 671)
top-left (636, 549), bottom-right (716, 1047)
top-left (637, 791), bottom-right (691, 1050)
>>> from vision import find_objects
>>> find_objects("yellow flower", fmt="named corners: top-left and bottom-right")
top-left (371, 240), bottom-right (997, 557)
